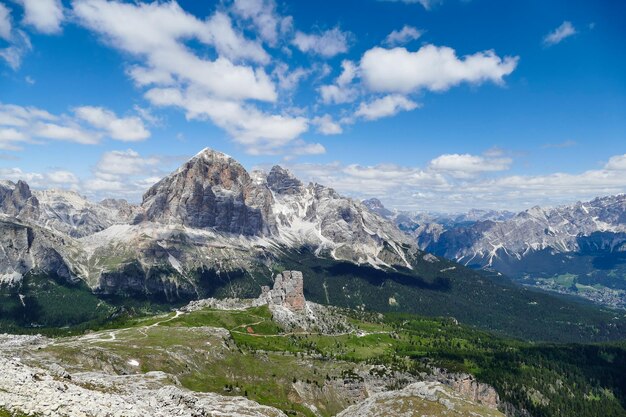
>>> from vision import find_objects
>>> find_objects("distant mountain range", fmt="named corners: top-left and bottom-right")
top-left (365, 195), bottom-right (626, 308)
top-left (1, 148), bottom-right (626, 342)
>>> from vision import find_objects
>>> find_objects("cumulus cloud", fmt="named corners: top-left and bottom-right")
top-left (354, 94), bottom-right (419, 120)
top-left (543, 21), bottom-right (576, 46)
top-left (73, 0), bottom-right (275, 100)
top-left (360, 45), bottom-right (518, 94)
top-left (145, 87), bottom-right (308, 154)
top-left (15, 0), bottom-right (64, 34)
top-left (319, 60), bottom-right (359, 105)
top-left (383, 25), bottom-right (423, 46)
top-left (0, 167), bottom-right (78, 188)
top-left (0, 102), bottom-right (151, 149)
top-left (289, 141), bottom-right (326, 156)
top-left (46, 170), bottom-right (79, 184)
top-left (292, 27), bottom-right (350, 57)
top-left (272, 62), bottom-right (310, 91)
top-left (429, 153), bottom-right (512, 176)
top-left (312, 114), bottom-right (342, 135)
top-left (74, 106), bottom-right (150, 141)
top-left (82, 149), bottom-right (175, 199)
top-left (72, 0), bottom-right (316, 155)
top-left (605, 154), bottom-right (626, 171)
top-left (95, 149), bottom-right (160, 176)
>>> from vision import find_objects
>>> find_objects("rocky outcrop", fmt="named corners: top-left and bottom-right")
top-left (336, 380), bottom-right (505, 417)
top-left (0, 356), bottom-right (286, 417)
top-left (430, 369), bottom-right (500, 409)
top-left (264, 270), bottom-right (305, 311)
top-left (140, 148), bottom-right (276, 236)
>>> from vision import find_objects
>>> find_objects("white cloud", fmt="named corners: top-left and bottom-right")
top-left (0, 3), bottom-right (37, 70)
top-left (15, 0), bottom-right (64, 34)
top-left (0, 3), bottom-right (12, 41)
top-left (231, 0), bottom-right (291, 46)
top-left (290, 142), bottom-right (326, 156)
top-left (145, 87), bottom-right (308, 154)
top-left (74, 106), bottom-right (150, 141)
top-left (272, 62), bottom-right (310, 91)
top-left (292, 27), bottom-right (350, 57)
top-left (319, 84), bottom-right (358, 105)
top-left (605, 154), bottom-right (626, 171)
top-left (543, 21), bottom-right (576, 46)
top-left (0, 102), bottom-right (150, 149)
top-left (0, 27), bottom-right (31, 70)
top-left (205, 11), bottom-right (270, 64)
top-left (73, 0), bottom-right (275, 101)
top-left (429, 153), bottom-right (512, 176)
top-left (312, 114), bottom-right (342, 135)
top-left (288, 161), bottom-right (448, 201)
top-left (0, 167), bottom-right (78, 188)
top-left (46, 170), bottom-right (79, 184)
top-left (81, 149), bottom-right (173, 199)
top-left (354, 94), bottom-right (419, 120)
top-left (0, 127), bottom-right (29, 150)
top-left (72, 0), bottom-right (318, 155)
top-left (360, 45), bottom-right (518, 94)
top-left (383, 25), bottom-right (423, 46)
top-left (319, 60), bottom-right (358, 104)
top-left (32, 122), bottom-right (100, 144)
top-left (286, 152), bottom-right (626, 212)
top-left (95, 149), bottom-right (160, 176)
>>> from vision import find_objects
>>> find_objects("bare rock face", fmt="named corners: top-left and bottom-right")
top-left (0, 180), bottom-right (40, 220)
top-left (140, 148), bottom-right (276, 236)
top-left (337, 381), bottom-right (505, 417)
top-left (266, 166), bottom-right (303, 195)
top-left (0, 218), bottom-right (74, 285)
top-left (430, 369), bottom-right (500, 409)
top-left (265, 270), bottom-right (305, 311)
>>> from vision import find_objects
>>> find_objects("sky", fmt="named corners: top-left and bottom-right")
top-left (0, 0), bottom-right (625, 212)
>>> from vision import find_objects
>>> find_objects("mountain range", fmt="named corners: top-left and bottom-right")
top-left (1, 148), bottom-right (626, 342)
top-left (366, 195), bottom-right (626, 308)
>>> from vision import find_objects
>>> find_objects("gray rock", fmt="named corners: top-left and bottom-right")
top-left (140, 148), bottom-right (276, 236)
top-left (266, 166), bottom-right (303, 195)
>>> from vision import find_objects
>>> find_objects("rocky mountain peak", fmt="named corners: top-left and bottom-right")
top-left (266, 165), bottom-right (303, 195)
top-left (139, 147), bottom-right (276, 235)
top-left (363, 198), bottom-right (393, 218)
top-left (0, 179), bottom-right (40, 219)
top-left (192, 147), bottom-right (236, 164)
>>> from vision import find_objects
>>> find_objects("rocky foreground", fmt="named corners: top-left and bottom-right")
top-left (0, 270), bottom-right (505, 417)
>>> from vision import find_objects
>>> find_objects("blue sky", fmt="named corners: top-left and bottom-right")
top-left (0, 0), bottom-right (625, 211)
